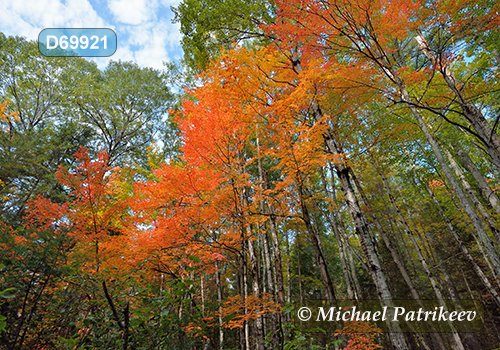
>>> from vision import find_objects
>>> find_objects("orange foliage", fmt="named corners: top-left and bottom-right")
top-left (428, 179), bottom-right (445, 190)
top-left (130, 161), bottom-right (237, 276)
top-left (23, 147), bottom-right (135, 277)
top-left (336, 320), bottom-right (383, 350)
top-left (0, 100), bottom-right (19, 121)
top-left (216, 294), bottom-right (282, 329)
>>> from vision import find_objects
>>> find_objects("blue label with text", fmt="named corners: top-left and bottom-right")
top-left (38, 28), bottom-right (117, 57)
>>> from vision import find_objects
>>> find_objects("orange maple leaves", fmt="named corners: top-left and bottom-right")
top-left (336, 320), bottom-right (383, 350)
top-left (0, 100), bottom-right (19, 122)
top-left (24, 147), bottom-right (133, 275)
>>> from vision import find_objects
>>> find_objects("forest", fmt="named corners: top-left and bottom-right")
top-left (1, 0), bottom-right (500, 349)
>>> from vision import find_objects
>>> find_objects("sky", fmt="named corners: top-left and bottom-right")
top-left (0, 0), bottom-right (184, 70)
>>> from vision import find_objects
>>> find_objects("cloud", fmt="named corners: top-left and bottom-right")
top-left (133, 22), bottom-right (171, 68)
top-left (113, 45), bottom-right (136, 62)
top-left (0, 0), bottom-right (107, 40)
top-left (112, 14), bottom-right (181, 69)
top-left (108, 0), bottom-right (157, 25)
top-left (0, 0), bottom-right (184, 70)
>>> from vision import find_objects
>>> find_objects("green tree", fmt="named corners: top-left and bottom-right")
top-left (0, 34), bottom-right (96, 224)
top-left (71, 60), bottom-right (174, 166)
top-left (172, 0), bottom-right (275, 72)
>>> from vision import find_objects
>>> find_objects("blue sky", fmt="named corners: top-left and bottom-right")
top-left (0, 0), bottom-right (183, 70)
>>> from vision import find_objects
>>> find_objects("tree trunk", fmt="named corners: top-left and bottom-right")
top-left (320, 168), bottom-right (354, 299)
top-left (436, 251), bottom-right (483, 350)
top-left (347, 245), bottom-right (362, 300)
top-left (373, 159), bottom-right (465, 350)
top-left (216, 261), bottom-right (224, 350)
top-left (297, 234), bottom-right (304, 304)
top-left (350, 168), bottom-right (421, 300)
top-left (444, 147), bottom-right (500, 243)
top-left (453, 142), bottom-right (500, 213)
top-left (398, 84), bottom-right (500, 280)
top-left (297, 182), bottom-right (336, 300)
top-left (290, 52), bottom-right (409, 350)
top-left (245, 222), bottom-right (265, 350)
top-left (239, 242), bottom-right (250, 350)
top-left (286, 232), bottom-right (291, 304)
top-left (419, 168), bottom-right (500, 309)
top-left (318, 111), bottom-right (409, 349)
top-left (329, 166), bottom-right (363, 299)
top-left (416, 33), bottom-right (500, 174)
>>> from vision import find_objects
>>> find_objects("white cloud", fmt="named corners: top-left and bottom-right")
top-left (133, 23), bottom-right (170, 69)
top-left (113, 45), bottom-right (136, 62)
top-left (0, 0), bottom-right (184, 70)
top-left (108, 0), bottom-right (157, 25)
top-left (0, 0), bottom-right (107, 41)
top-left (116, 19), bottom-right (181, 69)
top-left (166, 21), bottom-right (182, 51)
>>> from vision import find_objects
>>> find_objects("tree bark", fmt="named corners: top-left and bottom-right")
top-left (289, 50), bottom-right (409, 350)
top-left (320, 168), bottom-right (354, 299)
top-left (216, 261), bottom-right (224, 350)
top-left (416, 32), bottom-right (500, 174)
top-left (245, 223), bottom-right (265, 350)
top-left (373, 159), bottom-right (465, 350)
top-left (297, 234), bottom-right (304, 304)
top-left (444, 147), bottom-right (500, 243)
top-left (452, 142), bottom-right (500, 213)
top-left (398, 84), bottom-right (500, 280)
top-left (297, 182), bottom-right (336, 300)
top-left (351, 168), bottom-right (422, 300)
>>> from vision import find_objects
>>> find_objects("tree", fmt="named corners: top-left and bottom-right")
top-left (72, 60), bottom-right (174, 166)
top-left (172, 0), bottom-right (275, 72)
top-left (0, 34), bottom-right (96, 225)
